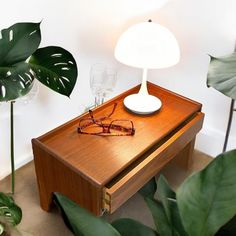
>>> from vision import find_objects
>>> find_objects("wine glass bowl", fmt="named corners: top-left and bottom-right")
top-left (90, 63), bottom-right (117, 107)
top-left (17, 80), bottom-right (39, 105)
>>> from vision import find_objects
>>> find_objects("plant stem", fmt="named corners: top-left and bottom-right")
top-left (223, 99), bottom-right (235, 152)
top-left (10, 101), bottom-right (15, 194)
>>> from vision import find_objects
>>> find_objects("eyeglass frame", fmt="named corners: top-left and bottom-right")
top-left (77, 103), bottom-right (135, 136)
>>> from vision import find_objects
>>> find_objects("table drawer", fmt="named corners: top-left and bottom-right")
top-left (103, 112), bottom-right (204, 213)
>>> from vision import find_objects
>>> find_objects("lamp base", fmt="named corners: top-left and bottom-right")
top-left (123, 93), bottom-right (162, 115)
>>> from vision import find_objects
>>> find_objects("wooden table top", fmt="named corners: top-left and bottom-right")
top-left (36, 82), bottom-right (201, 186)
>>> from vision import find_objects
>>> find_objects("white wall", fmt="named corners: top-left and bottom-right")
top-left (0, 0), bottom-right (236, 179)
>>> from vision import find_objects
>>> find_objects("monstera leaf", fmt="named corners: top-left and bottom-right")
top-left (207, 52), bottom-right (236, 100)
top-left (29, 46), bottom-right (77, 97)
top-left (0, 62), bottom-right (35, 102)
top-left (0, 22), bottom-right (41, 66)
top-left (177, 150), bottom-right (236, 236)
top-left (0, 22), bottom-right (77, 102)
top-left (0, 192), bottom-right (22, 226)
top-left (0, 22), bottom-right (41, 102)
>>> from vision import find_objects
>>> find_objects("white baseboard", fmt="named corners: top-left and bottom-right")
top-left (195, 126), bottom-right (236, 157)
top-left (0, 153), bottom-right (33, 180)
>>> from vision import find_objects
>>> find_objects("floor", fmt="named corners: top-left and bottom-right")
top-left (0, 150), bottom-right (212, 236)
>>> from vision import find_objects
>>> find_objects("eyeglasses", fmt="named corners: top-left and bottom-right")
top-left (77, 103), bottom-right (135, 136)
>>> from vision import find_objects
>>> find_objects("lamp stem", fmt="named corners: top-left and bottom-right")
top-left (139, 68), bottom-right (149, 95)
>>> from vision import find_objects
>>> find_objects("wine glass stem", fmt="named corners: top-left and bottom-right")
top-left (95, 96), bottom-right (104, 107)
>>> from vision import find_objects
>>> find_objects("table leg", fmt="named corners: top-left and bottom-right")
top-left (32, 139), bottom-right (103, 215)
top-left (38, 187), bottom-right (53, 212)
top-left (173, 137), bottom-right (196, 170)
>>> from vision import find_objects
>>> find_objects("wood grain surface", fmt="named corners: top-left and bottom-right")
top-left (35, 82), bottom-right (201, 186)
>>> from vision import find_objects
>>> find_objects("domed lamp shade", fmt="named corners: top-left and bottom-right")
top-left (114, 20), bottom-right (180, 114)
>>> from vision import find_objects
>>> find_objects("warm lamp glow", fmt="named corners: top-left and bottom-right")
top-left (114, 20), bottom-right (180, 114)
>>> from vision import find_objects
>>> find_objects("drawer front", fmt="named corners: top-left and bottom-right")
top-left (103, 112), bottom-right (204, 213)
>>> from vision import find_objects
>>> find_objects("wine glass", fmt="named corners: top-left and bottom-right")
top-left (17, 80), bottom-right (39, 105)
top-left (90, 63), bottom-right (117, 107)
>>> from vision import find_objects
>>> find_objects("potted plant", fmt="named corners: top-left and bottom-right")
top-left (0, 22), bottom-right (78, 193)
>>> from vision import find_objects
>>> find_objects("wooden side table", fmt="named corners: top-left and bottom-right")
top-left (32, 82), bottom-right (204, 216)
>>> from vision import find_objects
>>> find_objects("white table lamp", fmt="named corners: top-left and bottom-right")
top-left (114, 20), bottom-right (180, 114)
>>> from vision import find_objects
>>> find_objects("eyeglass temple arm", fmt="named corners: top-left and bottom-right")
top-left (108, 103), bottom-right (117, 117)
top-left (88, 109), bottom-right (95, 121)
top-left (89, 103), bottom-right (117, 120)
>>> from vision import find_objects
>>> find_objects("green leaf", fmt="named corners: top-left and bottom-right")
top-left (145, 197), bottom-right (172, 236)
top-left (0, 22), bottom-right (41, 66)
top-left (54, 193), bottom-right (121, 236)
top-left (0, 62), bottom-right (34, 101)
top-left (155, 176), bottom-right (187, 236)
top-left (112, 218), bottom-right (159, 236)
top-left (207, 53), bottom-right (236, 100)
top-left (177, 149), bottom-right (236, 236)
top-left (0, 192), bottom-right (22, 226)
top-left (0, 22), bottom-right (41, 101)
top-left (155, 176), bottom-right (176, 220)
top-left (216, 215), bottom-right (236, 236)
top-left (0, 23), bottom-right (77, 101)
top-left (30, 46), bottom-right (78, 97)
top-left (0, 223), bottom-right (4, 235)
top-left (145, 177), bottom-right (186, 236)
top-left (139, 177), bottom-right (157, 198)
